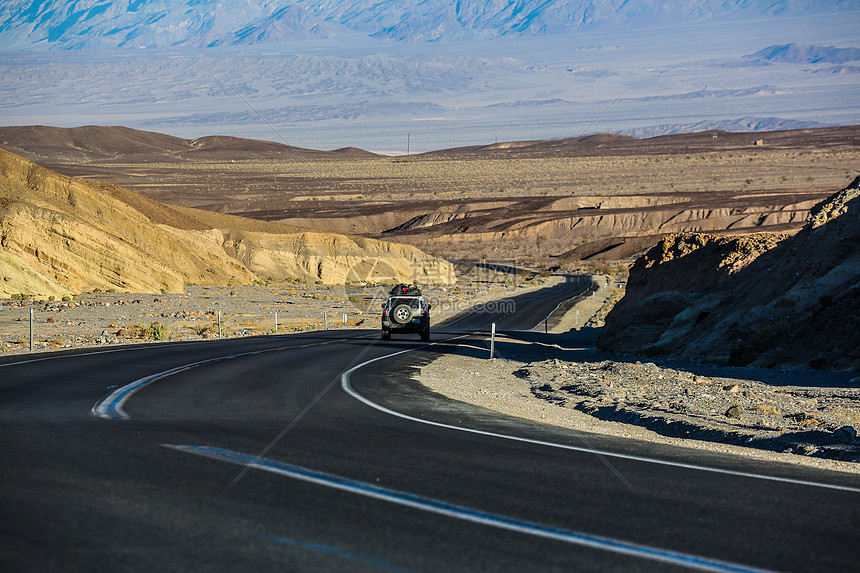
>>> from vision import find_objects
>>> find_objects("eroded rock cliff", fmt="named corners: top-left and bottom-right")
top-left (599, 176), bottom-right (860, 370)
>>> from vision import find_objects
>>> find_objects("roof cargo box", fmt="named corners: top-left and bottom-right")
top-left (389, 284), bottom-right (422, 296)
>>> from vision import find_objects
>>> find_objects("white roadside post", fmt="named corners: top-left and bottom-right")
top-left (324, 312), bottom-right (328, 330)
top-left (490, 322), bottom-right (496, 359)
top-left (29, 307), bottom-right (34, 351)
top-left (275, 311), bottom-right (278, 334)
top-left (218, 310), bottom-right (222, 338)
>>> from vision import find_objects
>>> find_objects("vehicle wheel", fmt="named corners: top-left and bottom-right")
top-left (420, 327), bottom-right (430, 342)
top-left (381, 330), bottom-right (390, 340)
top-left (391, 304), bottom-right (413, 325)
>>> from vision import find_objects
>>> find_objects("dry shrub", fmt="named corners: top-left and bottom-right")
top-left (192, 322), bottom-right (219, 338)
top-left (129, 321), bottom-right (168, 340)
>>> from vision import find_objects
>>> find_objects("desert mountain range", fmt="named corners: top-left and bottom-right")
top-left (599, 177), bottom-right (860, 370)
top-left (3, 3), bottom-right (856, 152)
top-left (0, 147), bottom-right (454, 299)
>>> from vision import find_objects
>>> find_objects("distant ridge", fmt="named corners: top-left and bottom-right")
top-left (2, 124), bottom-right (856, 166)
top-left (420, 124), bottom-right (856, 158)
top-left (0, 125), bottom-right (380, 163)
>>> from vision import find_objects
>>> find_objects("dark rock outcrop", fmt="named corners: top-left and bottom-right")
top-left (599, 176), bottom-right (860, 370)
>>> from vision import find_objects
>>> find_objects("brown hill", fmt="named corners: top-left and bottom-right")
top-left (599, 177), bottom-right (860, 370)
top-left (419, 126), bottom-right (858, 159)
top-left (0, 148), bottom-right (453, 299)
top-left (0, 125), bottom-right (380, 163)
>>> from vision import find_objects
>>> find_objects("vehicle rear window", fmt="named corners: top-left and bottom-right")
top-left (390, 297), bottom-right (422, 309)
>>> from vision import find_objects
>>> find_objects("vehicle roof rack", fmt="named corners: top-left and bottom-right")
top-left (389, 283), bottom-right (422, 296)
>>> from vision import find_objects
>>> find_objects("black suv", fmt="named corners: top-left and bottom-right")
top-left (381, 284), bottom-right (431, 341)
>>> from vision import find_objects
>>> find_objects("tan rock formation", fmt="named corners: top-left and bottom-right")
top-left (0, 149), bottom-right (454, 298)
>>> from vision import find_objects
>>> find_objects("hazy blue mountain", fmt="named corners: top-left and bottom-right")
top-left (1, 0), bottom-right (855, 49)
top-left (748, 43), bottom-right (860, 64)
top-left (295, 0), bottom-right (855, 42)
top-left (616, 117), bottom-right (832, 139)
top-left (0, 0), bottom-right (340, 49)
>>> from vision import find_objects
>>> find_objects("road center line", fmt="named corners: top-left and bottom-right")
top-left (91, 338), bottom-right (342, 419)
top-left (340, 344), bottom-right (860, 494)
top-left (168, 444), bottom-right (776, 573)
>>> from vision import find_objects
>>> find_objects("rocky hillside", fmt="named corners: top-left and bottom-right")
top-left (0, 148), bottom-right (454, 299)
top-left (599, 176), bottom-right (860, 371)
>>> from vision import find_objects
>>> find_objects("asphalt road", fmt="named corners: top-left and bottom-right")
top-left (1, 278), bottom-right (858, 572)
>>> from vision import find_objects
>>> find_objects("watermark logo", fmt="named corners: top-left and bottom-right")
top-left (333, 258), bottom-right (529, 318)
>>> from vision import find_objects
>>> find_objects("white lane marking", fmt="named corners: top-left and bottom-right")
top-left (340, 347), bottom-right (860, 494)
top-left (91, 338), bottom-right (346, 419)
top-left (168, 444), bottom-right (778, 573)
top-left (92, 362), bottom-right (203, 420)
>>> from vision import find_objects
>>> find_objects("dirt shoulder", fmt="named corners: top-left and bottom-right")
top-left (418, 280), bottom-right (860, 474)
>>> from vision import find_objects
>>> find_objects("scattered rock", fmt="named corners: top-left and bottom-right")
top-left (833, 426), bottom-right (858, 443)
top-left (723, 384), bottom-right (741, 393)
top-left (800, 444), bottom-right (818, 455)
top-left (725, 405), bottom-right (743, 418)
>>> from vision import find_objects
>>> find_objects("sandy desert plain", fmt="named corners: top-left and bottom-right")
top-left (1, 125), bottom-right (858, 469)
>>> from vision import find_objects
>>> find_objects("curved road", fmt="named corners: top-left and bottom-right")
top-left (1, 277), bottom-right (858, 572)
